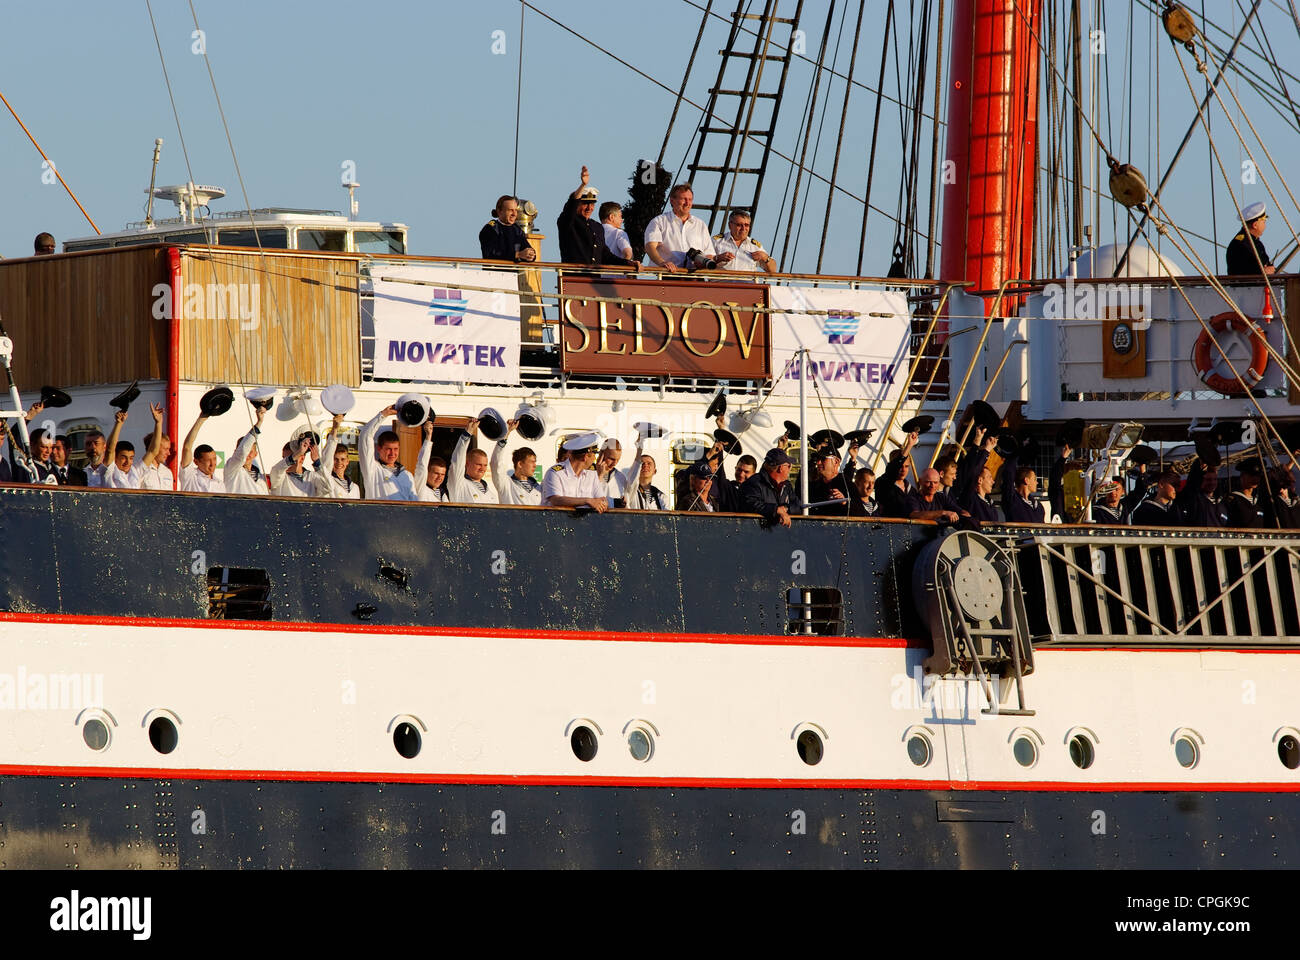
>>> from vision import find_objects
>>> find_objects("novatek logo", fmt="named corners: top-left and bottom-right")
top-left (427, 288), bottom-right (469, 325)
top-left (49, 890), bottom-right (151, 940)
top-left (824, 310), bottom-right (858, 344)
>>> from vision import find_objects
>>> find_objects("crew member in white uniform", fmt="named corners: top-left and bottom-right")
top-left (594, 437), bottom-right (630, 507)
top-left (489, 419), bottom-right (541, 506)
top-left (447, 419), bottom-right (500, 505)
top-left (643, 183), bottom-right (734, 272)
top-left (103, 439), bottom-right (146, 489)
top-left (223, 405), bottom-right (269, 495)
top-left (541, 433), bottom-right (608, 510)
top-left (139, 403), bottom-right (176, 490)
top-left (315, 413), bottom-right (361, 499)
top-left (270, 429), bottom-right (321, 497)
top-left (622, 440), bottom-right (668, 510)
top-left (179, 411), bottom-right (227, 494)
top-left (713, 209), bottom-right (778, 274)
top-left (358, 406), bottom-right (431, 501)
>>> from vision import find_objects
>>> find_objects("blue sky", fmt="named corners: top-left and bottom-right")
top-left (2, 1), bottom-right (1298, 278)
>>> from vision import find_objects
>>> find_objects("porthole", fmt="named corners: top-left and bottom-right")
top-left (1175, 736), bottom-right (1199, 769)
top-left (796, 729), bottom-right (824, 766)
top-left (1068, 734), bottom-right (1095, 769)
top-left (907, 734), bottom-right (931, 767)
top-left (148, 716), bottom-right (178, 755)
top-left (82, 718), bottom-right (110, 752)
top-left (393, 721), bottom-right (421, 759)
top-left (570, 725), bottom-right (598, 762)
top-left (1012, 736), bottom-right (1038, 768)
top-left (1279, 735), bottom-right (1299, 770)
top-left (627, 728), bottom-right (654, 762)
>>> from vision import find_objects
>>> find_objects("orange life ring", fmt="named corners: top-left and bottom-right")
top-left (1192, 311), bottom-right (1269, 395)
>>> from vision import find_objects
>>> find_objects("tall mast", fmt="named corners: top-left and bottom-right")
top-left (940, 0), bottom-right (1043, 299)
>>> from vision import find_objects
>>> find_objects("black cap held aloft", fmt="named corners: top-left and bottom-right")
top-left (713, 429), bottom-right (743, 456)
top-left (109, 380), bottom-right (141, 412)
top-left (198, 386), bottom-right (234, 417)
top-left (39, 386), bottom-right (71, 409)
top-left (901, 415), bottom-right (934, 435)
top-left (705, 392), bottom-right (727, 420)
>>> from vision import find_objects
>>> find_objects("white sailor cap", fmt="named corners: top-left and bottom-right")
top-left (563, 432), bottom-right (601, 452)
top-left (245, 386), bottom-right (276, 403)
top-left (1242, 201), bottom-right (1267, 222)
top-left (576, 187), bottom-right (599, 202)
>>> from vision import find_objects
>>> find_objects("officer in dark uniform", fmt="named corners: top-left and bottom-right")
top-left (557, 166), bottom-right (638, 268)
top-left (1226, 202), bottom-right (1275, 276)
top-left (478, 195), bottom-right (537, 263)
top-left (740, 448), bottom-right (802, 527)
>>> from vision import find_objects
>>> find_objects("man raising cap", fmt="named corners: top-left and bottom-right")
top-left (314, 412), bottom-right (360, 500)
top-left (489, 419), bottom-right (541, 506)
top-left (643, 183), bottom-right (733, 272)
top-left (270, 427), bottom-right (322, 497)
top-left (179, 411), bottom-right (227, 493)
top-left (1130, 470), bottom-right (1181, 527)
top-left (739, 448), bottom-right (802, 527)
top-left (420, 456), bottom-right (450, 503)
top-left (137, 404), bottom-right (175, 491)
top-left (541, 432), bottom-right (608, 511)
top-left (556, 166), bottom-right (638, 268)
top-left (224, 404), bottom-right (269, 495)
top-left (358, 404), bottom-right (432, 501)
top-left (1091, 480), bottom-right (1125, 524)
top-left (448, 419), bottom-right (501, 504)
top-left (1226, 201), bottom-right (1275, 276)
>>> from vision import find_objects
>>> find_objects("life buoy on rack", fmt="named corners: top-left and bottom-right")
top-left (1192, 311), bottom-right (1269, 395)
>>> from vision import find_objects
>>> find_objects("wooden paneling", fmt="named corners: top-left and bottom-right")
top-left (0, 247), bottom-right (168, 388)
top-left (179, 250), bottom-right (360, 387)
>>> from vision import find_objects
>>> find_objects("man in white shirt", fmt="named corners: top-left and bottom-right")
top-left (270, 429), bottom-right (321, 497)
top-left (82, 428), bottom-right (109, 487)
top-left (541, 433), bottom-right (608, 511)
top-left (103, 440), bottom-right (146, 488)
top-left (600, 202), bottom-right (633, 260)
top-left (447, 419), bottom-right (500, 505)
top-left (593, 437), bottom-right (630, 507)
top-left (358, 406), bottom-right (431, 501)
top-left (315, 414), bottom-right (360, 499)
top-left (622, 443), bottom-right (668, 510)
top-left (179, 412), bottom-right (227, 493)
top-left (223, 406), bottom-right (269, 495)
top-left (419, 457), bottom-right (450, 503)
top-left (713, 209), bottom-right (778, 274)
top-left (489, 419), bottom-right (541, 506)
top-left (138, 403), bottom-right (176, 491)
top-left (643, 183), bottom-right (734, 272)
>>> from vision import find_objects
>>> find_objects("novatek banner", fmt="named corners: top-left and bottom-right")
top-left (768, 286), bottom-right (910, 401)
top-left (559, 276), bottom-right (769, 380)
top-left (369, 264), bottom-right (520, 384)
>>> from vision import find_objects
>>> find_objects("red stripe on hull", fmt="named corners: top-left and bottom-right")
top-left (0, 763), bottom-right (1295, 792)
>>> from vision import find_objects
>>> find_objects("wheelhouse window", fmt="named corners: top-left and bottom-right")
top-left (296, 229), bottom-right (347, 252)
top-left (217, 228), bottom-right (288, 248)
top-left (353, 230), bottom-right (406, 255)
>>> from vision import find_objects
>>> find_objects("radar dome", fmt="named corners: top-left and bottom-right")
top-left (1065, 243), bottom-right (1184, 279)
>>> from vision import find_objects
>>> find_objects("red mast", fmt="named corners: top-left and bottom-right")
top-left (940, 0), bottom-right (1041, 302)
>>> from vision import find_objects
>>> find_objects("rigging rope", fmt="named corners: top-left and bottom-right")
top-left (816, 0), bottom-right (867, 274)
top-left (521, 0), bottom-right (922, 235)
top-left (0, 89), bottom-right (100, 235)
